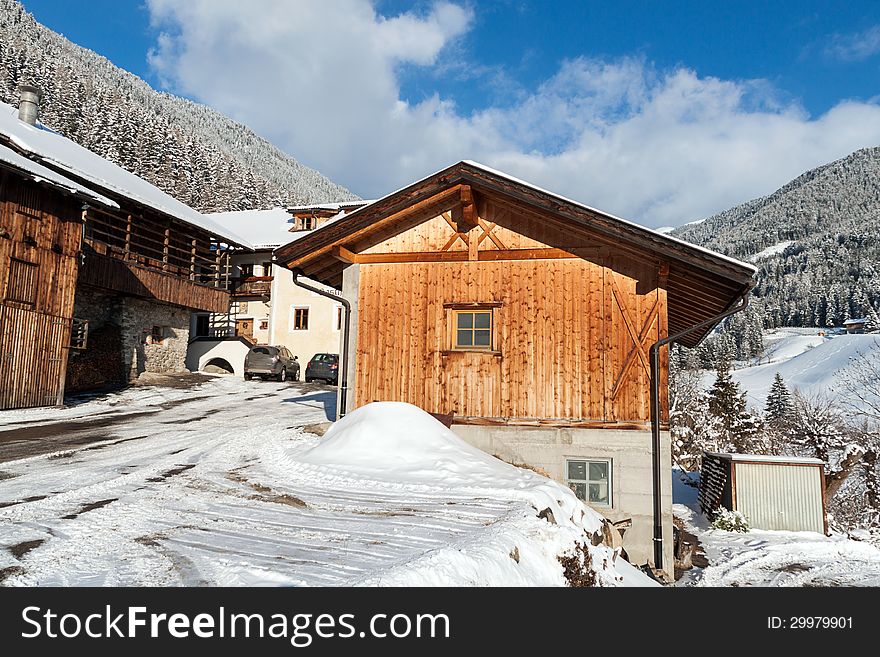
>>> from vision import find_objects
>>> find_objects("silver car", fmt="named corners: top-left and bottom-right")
top-left (243, 345), bottom-right (300, 382)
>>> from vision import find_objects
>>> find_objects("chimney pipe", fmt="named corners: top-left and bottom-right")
top-left (17, 85), bottom-right (42, 126)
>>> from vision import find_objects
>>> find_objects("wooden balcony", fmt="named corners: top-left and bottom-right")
top-left (230, 276), bottom-right (273, 299)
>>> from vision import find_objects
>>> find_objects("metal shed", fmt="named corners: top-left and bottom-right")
top-left (699, 452), bottom-right (827, 534)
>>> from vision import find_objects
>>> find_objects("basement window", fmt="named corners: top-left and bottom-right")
top-left (566, 459), bottom-right (612, 507)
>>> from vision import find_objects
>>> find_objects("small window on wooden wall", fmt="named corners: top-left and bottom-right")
top-left (444, 302), bottom-right (501, 353)
top-left (5, 259), bottom-right (39, 308)
top-left (455, 310), bottom-right (493, 349)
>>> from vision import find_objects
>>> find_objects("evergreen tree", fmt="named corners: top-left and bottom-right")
top-left (765, 372), bottom-right (794, 427)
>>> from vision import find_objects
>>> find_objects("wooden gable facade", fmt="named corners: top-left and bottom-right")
top-left (277, 162), bottom-right (756, 427)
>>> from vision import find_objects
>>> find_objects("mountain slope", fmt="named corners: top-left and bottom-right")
top-left (0, 0), bottom-right (356, 212)
top-left (673, 147), bottom-right (880, 328)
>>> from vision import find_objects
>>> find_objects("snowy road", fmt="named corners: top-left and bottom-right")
top-left (0, 377), bottom-right (640, 587)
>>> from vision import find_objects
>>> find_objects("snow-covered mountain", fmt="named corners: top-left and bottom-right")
top-left (673, 147), bottom-right (880, 329)
top-left (0, 0), bottom-right (356, 212)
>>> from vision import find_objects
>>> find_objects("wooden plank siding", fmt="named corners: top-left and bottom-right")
top-left (0, 305), bottom-right (70, 409)
top-left (0, 170), bottom-right (83, 409)
top-left (354, 255), bottom-right (668, 425)
top-left (78, 246), bottom-right (230, 313)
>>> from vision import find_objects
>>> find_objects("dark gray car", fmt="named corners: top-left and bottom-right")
top-left (244, 345), bottom-right (300, 382)
top-left (305, 353), bottom-right (339, 385)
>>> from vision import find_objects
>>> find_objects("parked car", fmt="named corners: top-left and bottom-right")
top-left (305, 353), bottom-right (339, 385)
top-left (244, 345), bottom-right (300, 382)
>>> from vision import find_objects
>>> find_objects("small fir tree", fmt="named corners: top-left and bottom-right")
top-left (765, 373), bottom-right (794, 427)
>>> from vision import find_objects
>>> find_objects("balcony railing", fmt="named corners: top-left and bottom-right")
top-left (230, 276), bottom-right (273, 298)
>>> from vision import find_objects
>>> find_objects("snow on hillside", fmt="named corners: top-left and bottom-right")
top-left (730, 332), bottom-right (880, 408)
top-left (0, 382), bottom-right (652, 587)
top-left (748, 240), bottom-right (794, 262)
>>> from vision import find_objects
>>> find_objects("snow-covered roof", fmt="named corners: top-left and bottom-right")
top-left (0, 142), bottom-right (116, 208)
top-left (208, 207), bottom-right (352, 250)
top-left (0, 102), bottom-right (252, 248)
top-left (843, 318), bottom-right (867, 325)
top-left (287, 200), bottom-right (373, 212)
top-left (707, 452), bottom-right (824, 465)
top-left (207, 208), bottom-right (296, 250)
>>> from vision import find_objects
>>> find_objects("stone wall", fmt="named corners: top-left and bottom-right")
top-left (120, 297), bottom-right (191, 379)
top-left (66, 288), bottom-right (192, 391)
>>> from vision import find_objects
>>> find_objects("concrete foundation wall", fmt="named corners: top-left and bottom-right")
top-left (451, 424), bottom-right (674, 573)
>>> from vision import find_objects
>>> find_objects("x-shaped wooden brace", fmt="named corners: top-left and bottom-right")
top-left (610, 275), bottom-right (660, 400)
top-left (440, 211), bottom-right (469, 251)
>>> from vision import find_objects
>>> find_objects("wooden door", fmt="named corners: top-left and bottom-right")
top-left (0, 305), bottom-right (70, 409)
top-left (235, 318), bottom-right (254, 341)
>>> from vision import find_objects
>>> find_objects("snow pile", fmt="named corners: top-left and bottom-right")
top-left (289, 402), bottom-right (653, 587)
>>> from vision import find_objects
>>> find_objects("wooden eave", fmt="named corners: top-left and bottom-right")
top-left (275, 162), bottom-right (755, 348)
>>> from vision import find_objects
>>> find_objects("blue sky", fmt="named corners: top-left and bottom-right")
top-left (18, 0), bottom-right (880, 225)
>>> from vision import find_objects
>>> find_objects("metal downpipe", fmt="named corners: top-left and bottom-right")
top-left (292, 269), bottom-right (351, 419)
top-left (648, 292), bottom-right (750, 573)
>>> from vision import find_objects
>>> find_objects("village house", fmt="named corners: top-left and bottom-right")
top-left (275, 161), bottom-right (756, 574)
top-left (0, 87), bottom-right (250, 409)
top-left (187, 202), bottom-right (370, 376)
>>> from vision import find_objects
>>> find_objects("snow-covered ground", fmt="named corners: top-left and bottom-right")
top-left (711, 328), bottom-right (880, 409)
top-left (0, 377), bottom-right (650, 587)
top-left (673, 471), bottom-right (880, 587)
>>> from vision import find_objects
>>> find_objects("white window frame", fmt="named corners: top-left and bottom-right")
top-left (565, 458), bottom-right (612, 507)
top-left (289, 305), bottom-right (310, 332)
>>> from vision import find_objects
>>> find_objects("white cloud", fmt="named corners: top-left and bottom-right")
top-left (825, 25), bottom-right (880, 61)
top-left (147, 1), bottom-right (880, 226)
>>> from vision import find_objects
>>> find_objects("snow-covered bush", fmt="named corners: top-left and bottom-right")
top-left (711, 508), bottom-right (750, 532)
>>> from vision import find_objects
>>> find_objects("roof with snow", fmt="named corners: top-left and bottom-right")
top-left (207, 208), bottom-right (297, 250)
top-left (287, 200), bottom-right (373, 213)
top-left (844, 318), bottom-right (867, 326)
top-left (209, 207), bottom-right (355, 250)
top-left (276, 160), bottom-right (757, 348)
top-left (0, 102), bottom-right (251, 248)
top-left (0, 142), bottom-right (115, 208)
top-left (706, 452), bottom-right (825, 466)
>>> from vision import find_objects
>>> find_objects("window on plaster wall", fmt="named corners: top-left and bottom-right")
top-left (195, 314), bottom-right (210, 337)
top-left (290, 306), bottom-right (309, 331)
top-left (334, 305), bottom-right (343, 331)
top-left (566, 459), bottom-right (612, 507)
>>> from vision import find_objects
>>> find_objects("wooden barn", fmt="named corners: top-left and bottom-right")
top-left (0, 89), bottom-right (251, 409)
top-left (276, 160), bottom-right (756, 574)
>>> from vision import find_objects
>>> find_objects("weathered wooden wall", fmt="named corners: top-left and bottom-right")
top-left (353, 198), bottom-right (669, 424)
top-left (78, 245), bottom-right (230, 313)
top-left (0, 171), bottom-right (82, 409)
